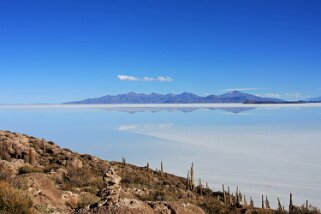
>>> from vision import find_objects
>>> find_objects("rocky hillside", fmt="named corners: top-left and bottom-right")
top-left (0, 130), bottom-right (319, 214)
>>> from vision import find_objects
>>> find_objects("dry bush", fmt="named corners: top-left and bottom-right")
top-left (139, 190), bottom-right (178, 202)
top-left (121, 172), bottom-right (152, 188)
top-left (77, 192), bottom-right (100, 209)
top-left (256, 209), bottom-right (274, 214)
top-left (0, 180), bottom-right (32, 214)
top-left (291, 205), bottom-right (321, 214)
top-left (62, 167), bottom-right (104, 192)
top-left (18, 165), bottom-right (43, 174)
top-left (0, 164), bottom-right (15, 181)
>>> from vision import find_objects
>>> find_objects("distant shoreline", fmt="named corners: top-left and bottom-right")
top-left (1, 103), bottom-right (321, 108)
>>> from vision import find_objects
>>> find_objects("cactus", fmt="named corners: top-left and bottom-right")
top-left (222, 184), bottom-right (226, 204)
top-left (265, 195), bottom-right (270, 209)
top-left (244, 195), bottom-right (247, 205)
top-left (289, 193), bottom-right (293, 213)
top-left (190, 163), bottom-right (194, 191)
top-left (236, 186), bottom-right (240, 205)
top-left (198, 178), bottom-right (203, 196)
top-left (29, 148), bottom-right (35, 165)
top-left (206, 182), bottom-right (209, 189)
top-left (250, 197), bottom-right (254, 208)
top-left (122, 157), bottom-right (126, 166)
top-left (278, 197), bottom-right (282, 211)
top-left (161, 161), bottom-right (164, 178)
top-left (306, 200), bottom-right (309, 209)
top-left (262, 194), bottom-right (265, 209)
top-left (186, 170), bottom-right (190, 190)
top-left (229, 195), bottom-right (233, 205)
top-left (146, 162), bottom-right (149, 172)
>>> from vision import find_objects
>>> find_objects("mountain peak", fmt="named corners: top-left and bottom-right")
top-left (65, 91), bottom-right (285, 104)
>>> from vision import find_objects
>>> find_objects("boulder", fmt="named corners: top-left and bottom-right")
top-left (67, 157), bottom-right (83, 169)
top-left (16, 173), bottom-right (80, 214)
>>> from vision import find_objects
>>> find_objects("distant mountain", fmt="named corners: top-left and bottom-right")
top-left (307, 96), bottom-right (321, 102)
top-left (65, 91), bottom-right (285, 104)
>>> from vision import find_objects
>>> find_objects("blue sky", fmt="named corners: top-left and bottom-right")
top-left (0, 0), bottom-right (321, 103)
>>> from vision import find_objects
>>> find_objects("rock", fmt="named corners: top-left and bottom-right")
top-left (16, 173), bottom-right (80, 214)
top-left (148, 202), bottom-right (205, 214)
top-left (98, 167), bottom-right (122, 206)
top-left (48, 168), bottom-right (67, 184)
top-left (67, 157), bottom-right (83, 168)
top-left (89, 198), bottom-right (154, 214)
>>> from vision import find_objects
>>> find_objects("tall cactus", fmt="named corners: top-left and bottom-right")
top-left (262, 194), bottom-right (265, 209)
top-left (186, 170), bottom-right (190, 190)
top-left (190, 163), bottom-right (194, 191)
top-left (222, 184), bottom-right (226, 204)
top-left (289, 193), bottom-right (293, 213)
top-left (277, 197), bottom-right (282, 211)
top-left (29, 148), bottom-right (35, 165)
top-left (250, 197), bottom-right (254, 208)
top-left (236, 186), bottom-right (240, 205)
top-left (265, 195), bottom-right (270, 209)
top-left (122, 157), bottom-right (126, 166)
top-left (198, 178), bottom-right (203, 196)
top-left (161, 161), bottom-right (164, 178)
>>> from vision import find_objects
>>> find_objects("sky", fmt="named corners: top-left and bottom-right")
top-left (0, 0), bottom-right (321, 103)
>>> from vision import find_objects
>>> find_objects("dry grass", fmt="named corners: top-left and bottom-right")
top-left (61, 167), bottom-right (104, 192)
top-left (18, 165), bottom-right (43, 174)
top-left (77, 192), bottom-right (100, 209)
top-left (0, 180), bottom-right (32, 214)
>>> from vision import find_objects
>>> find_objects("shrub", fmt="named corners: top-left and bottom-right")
top-left (0, 180), bottom-right (32, 214)
top-left (11, 176), bottom-right (30, 190)
top-left (139, 190), bottom-right (177, 202)
top-left (0, 164), bottom-right (15, 181)
top-left (77, 192), bottom-right (100, 209)
top-left (35, 204), bottom-right (54, 214)
top-left (62, 167), bottom-right (104, 191)
top-left (291, 205), bottom-right (321, 214)
top-left (18, 165), bottom-right (43, 174)
top-left (121, 173), bottom-right (151, 188)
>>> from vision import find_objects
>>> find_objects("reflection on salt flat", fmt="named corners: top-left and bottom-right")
top-left (100, 107), bottom-right (257, 114)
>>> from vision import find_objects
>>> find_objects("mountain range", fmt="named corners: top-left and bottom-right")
top-left (307, 96), bottom-right (321, 102)
top-left (65, 91), bottom-right (287, 104)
